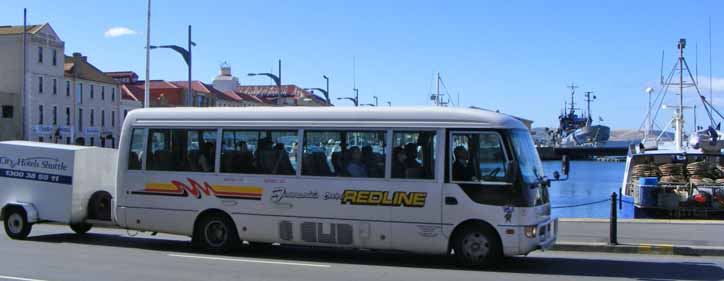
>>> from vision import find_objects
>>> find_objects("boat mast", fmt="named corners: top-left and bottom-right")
top-left (675, 39), bottom-right (686, 150)
top-left (567, 83), bottom-right (578, 118)
top-left (584, 91), bottom-right (595, 125)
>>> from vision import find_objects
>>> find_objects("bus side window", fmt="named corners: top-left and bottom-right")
top-left (220, 130), bottom-right (297, 175)
top-left (128, 128), bottom-right (145, 170)
top-left (391, 131), bottom-right (436, 180)
top-left (146, 128), bottom-right (217, 173)
top-left (302, 130), bottom-right (385, 178)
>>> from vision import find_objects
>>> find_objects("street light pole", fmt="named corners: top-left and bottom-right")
top-left (373, 96), bottom-right (378, 107)
top-left (187, 25), bottom-right (192, 106)
top-left (387, 101), bottom-right (391, 107)
top-left (148, 25), bottom-right (195, 107)
top-left (323, 75), bottom-right (330, 104)
top-left (144, 0), bottom-right (151, 108)
top-left (354, 88), bottom-right (359, 107)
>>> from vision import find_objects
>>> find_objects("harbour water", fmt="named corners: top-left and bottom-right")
top-left (543, 160), bottom-right (626, 218)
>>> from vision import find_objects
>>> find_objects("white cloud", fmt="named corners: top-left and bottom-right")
top-left (104, 27), bottom-right (136, 38)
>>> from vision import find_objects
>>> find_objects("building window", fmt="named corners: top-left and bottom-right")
top-left (52, 79), bottom-right (57, 95)
top-left (111, 111), bottom-right (115, 127)
top-left (38, 76), bottom-right (43, 93)
top-left (65, 107), bottom-right (70, 126)
top-left (90, 85), bottom-right (94, 99)
top-left (65, 81), bottom-right (70, 96)
top-left (90, 109), bottom-right (94, 126)
top-left (111, 88), bottom-right (116, 102)
top-left (52, 49), bottom-right (57, 66)
top-left (52, 106), bottom-right (57, 125)
top-left (101, 110), bottom-right (105, 127)
top-left (101, 86), bottom-right (105, 100)
top-left (2, 106), bottom-right (13, 119)
top-left (90, 137), bottom-right (94, 146)
top-left (37, 46), bottom-right (43, 63)
top-left (38, 136), bottom-right (44, 142)
top-left (38, 105), bottom-right (43, 125)
top-left (77, 82), bottom-right (83, 104)
top-left (78, 108), bottom-right (83, 130)
top-left (66, 137), bottom-right (70, 144)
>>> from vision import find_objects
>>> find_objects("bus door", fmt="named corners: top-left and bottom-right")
top-left (444, 130), bottom-right (519, 252)
top-left (387, 130), bottom-right (444, 253)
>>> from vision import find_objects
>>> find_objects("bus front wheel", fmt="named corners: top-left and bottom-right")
top-left (452, 224), bottom-right (502, 267)
top-left (3, 207), bottom-right (32, 240)
top-left (194, 213), bottom-right (239, 252)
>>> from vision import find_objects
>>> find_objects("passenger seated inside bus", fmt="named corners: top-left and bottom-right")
top-left (453, 145), bottom-right (475, 181)
top-left (197, 142), bottom-right (215, 172)
top-left (346, 146), bottom-right (368, 177)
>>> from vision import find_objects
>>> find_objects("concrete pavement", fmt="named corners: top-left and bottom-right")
top-left (554, 219), bottom-right (724, 256)
top-left (0, 224), bottom-right (721, 281)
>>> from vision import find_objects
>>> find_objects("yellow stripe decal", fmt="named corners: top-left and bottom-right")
top-left (144, 183), bottom-right (177, 191)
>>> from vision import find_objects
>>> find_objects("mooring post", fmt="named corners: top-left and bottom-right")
top-left (610, 192), bottom-right (618, 245)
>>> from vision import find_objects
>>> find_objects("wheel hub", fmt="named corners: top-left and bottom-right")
top-left (462, 232), bottom-right (490, 261)
top-left (204, 221), bottom-right (227, 247)
top-left (7, 213), bottom-right (23, 234)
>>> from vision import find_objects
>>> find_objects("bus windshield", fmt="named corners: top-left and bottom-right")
top-left (511, 129), bottom-right (545, 184)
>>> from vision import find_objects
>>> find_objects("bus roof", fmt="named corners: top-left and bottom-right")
top-left (124, 106), bottom-right (529, 130)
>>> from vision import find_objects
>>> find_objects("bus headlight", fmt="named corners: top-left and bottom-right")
top-left (524, 226), bottom-right (538, 238)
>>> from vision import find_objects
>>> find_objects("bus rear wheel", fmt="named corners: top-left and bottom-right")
top-left (194, 213), bottom-right (239, 252)
top-left (70, 223), bottom-right (92, 234)
top-left (452, 225), bottom-right (502, 267)
top-left (3, 207), bottom-right (32, 240)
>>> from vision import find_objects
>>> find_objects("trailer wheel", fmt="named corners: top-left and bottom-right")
top-left (3, 207), bottom-right (32, 240)
top-left (70, 223), bottom-right (92, 235)
top-left (452, 224), bottom-right (502, 267)
top-left (194, 213), bottom-right (239, 252)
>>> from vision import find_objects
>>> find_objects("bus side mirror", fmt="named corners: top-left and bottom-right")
top-left (553, 171), bottom-right (560, 181)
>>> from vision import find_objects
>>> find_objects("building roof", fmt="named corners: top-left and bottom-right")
top-left (121, 80), bottom-right (182, 102)
top-left (171, 81), bottom-right (212, 94)
top-left (64, 53), bottom-right (118, 85)
top-left (0, 23), bottom-right (45, 35)
top-left (105, 71), bottom-right (139, 80)
top-left (235, 85), bottom-right (327, 104)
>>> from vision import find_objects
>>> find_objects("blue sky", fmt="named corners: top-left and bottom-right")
top-left (5, 0), bottom-right (724, 130)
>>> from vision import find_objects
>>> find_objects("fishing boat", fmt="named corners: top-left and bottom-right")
top-left (620, 39), bottom-right (724, 219)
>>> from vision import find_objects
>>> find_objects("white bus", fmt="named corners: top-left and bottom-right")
top-left (2, 106), bottom-right (563, 267)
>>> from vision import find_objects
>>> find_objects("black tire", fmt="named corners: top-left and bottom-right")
top-left (452, 224), bottom-right (502, 267)
top-left (3, 207), bottom-right (32, 240)
top-left (88, 191), bottom-right (112, 221)
top-left (193, 213), bottom-right (239, 253)
top-left (70, 223), bottom-right (92, 234)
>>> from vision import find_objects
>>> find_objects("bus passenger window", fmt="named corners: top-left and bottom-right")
top-left (220, 130), bottom-right (297, 175)
top-left (392, 131), bottom-right (436, 179)
top-left (146, 129), bottom-right (217, 172)
top-left (128, 128), bottom-right (145, 170)
top-left (450, 132), bottom-right (508, 183)
top-left (302, 130), bottom-right (385, 178)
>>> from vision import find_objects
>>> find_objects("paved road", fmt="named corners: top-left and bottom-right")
top-left (559, 219), bottom-right (724, 246)
top-left (0, 224), bottom-right (722, 281)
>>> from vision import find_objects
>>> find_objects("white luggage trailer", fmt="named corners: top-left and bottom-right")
top-left (0, 141), bottom-right (116, 238)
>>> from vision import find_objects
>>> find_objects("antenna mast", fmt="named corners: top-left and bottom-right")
top-left (584, 91), bottom-right (595, 124)
top-left (567, 83), bottom-right (578, 117)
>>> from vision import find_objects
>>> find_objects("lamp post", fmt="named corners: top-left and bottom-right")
top-left (248, 60), bottom-right (283, 100)
top-left (323, 75), bottom-right (330, 103)
top-left (305, 88), bottom-right (328, 105)
top-left (387, 101), bottom-right (391, 107)
top-left (362, 103), bottom-right (375, 107)
top-left (373, 96), bottom-right (378, 107)
top-left (149, 25), bottom-right (196, 106)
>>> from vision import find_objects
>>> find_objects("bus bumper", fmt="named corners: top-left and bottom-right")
top-left (518, 217), bottom-right (558, 254)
